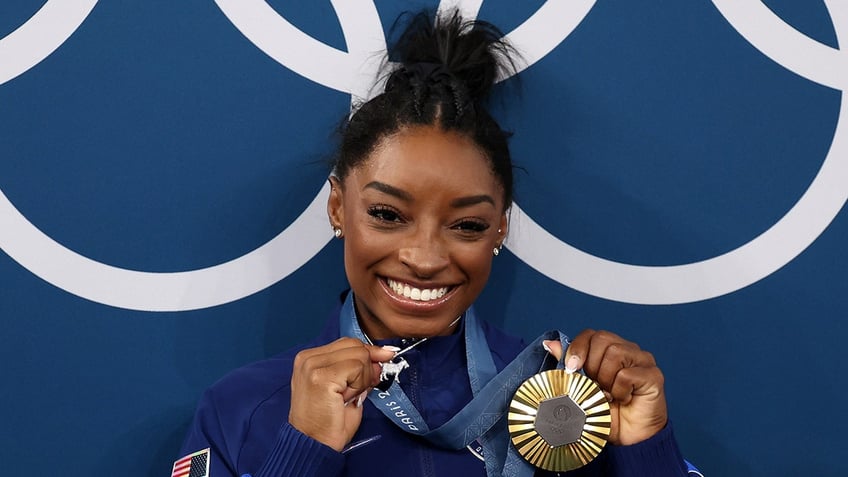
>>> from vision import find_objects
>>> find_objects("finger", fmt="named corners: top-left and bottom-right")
top-left (299, 347), bottom-right (379, 397)
top-left (294, 337), bottom-right (372, 365)
top-left (304, 344), bottom-right (398, 394)
top-left (542, 339), bottom-right (563, 361)
top-left (311, 339), bottom-right (397, 365)
top-left (367, 344), bottom-right (400, 363)
top-left (592, 345), bottom-right (653, 392)
top-left (298, 344), bottom-right (371, 372)
top-left (581, 330), bottom-right (633, 381)
top-left (363, 345), bottom-right (401, 388)
top-left (563, 329), bottom-right (596, 373)
top-left (608, 366), bottom-right (665, 406)
top-left (295, 340), bottom-right (395, 376)
top-left (343, 390), bottom-right (371, 408)
top-left (308, 356), bottom-right (372, 397)
top-left (544, 339), bottom-right (584, 374)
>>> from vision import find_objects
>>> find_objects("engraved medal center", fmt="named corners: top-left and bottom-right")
top-left (534, 395), bottom-right (586, 447)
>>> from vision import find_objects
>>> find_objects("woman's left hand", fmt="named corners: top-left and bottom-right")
top-left (543, 329), bottom-right (667, 446)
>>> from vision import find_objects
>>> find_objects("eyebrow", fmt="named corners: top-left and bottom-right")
top-left (364, 181), bottom-right (412, 202)
top-left (450, 194), bottom-right (496, 208)
top-left (364, 181), bottom-right (495, 208)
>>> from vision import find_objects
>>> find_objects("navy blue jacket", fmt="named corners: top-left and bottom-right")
top-left (179, 303), bottom-right (690, 477)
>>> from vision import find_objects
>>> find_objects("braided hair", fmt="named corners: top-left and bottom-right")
top-left (332, 9), bottom-right (518, 210)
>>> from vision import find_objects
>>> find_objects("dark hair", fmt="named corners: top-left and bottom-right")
top-left (332, 9), bottom-right (518, 209)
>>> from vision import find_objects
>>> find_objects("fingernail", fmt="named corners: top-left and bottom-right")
top-left (565, 355), bottom-right (581, 374)
top-left (356, 391), bottom-right (368, 408)
top-left (541, 340), bottom-right (552, 353)
top-left (603, 391), bottom-right (614, 403)
top-left (344, 396), bottom-right (356, 407)
top-left (381, 345), bottom-right (401, 352)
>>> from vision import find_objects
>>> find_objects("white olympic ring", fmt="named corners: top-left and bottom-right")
top-left (0, 0), bottom-right (593, 311)
top-left (0, 0), bottom-right (97, 84)
top-left (505, 0), bottom-right (848, 304)
top-left (0, 0), bottom-right (98, 84)
top-left (0, 0), bottom-right (844, 309)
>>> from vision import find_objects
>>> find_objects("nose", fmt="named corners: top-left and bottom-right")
top-left (398, 229), bottom-right (449, 279)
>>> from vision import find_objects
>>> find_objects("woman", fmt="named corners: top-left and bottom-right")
top-left (176, 10), bottom-right (690, 477)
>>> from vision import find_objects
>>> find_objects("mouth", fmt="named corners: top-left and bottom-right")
top-left (385, 278), bottom-right (451, 302)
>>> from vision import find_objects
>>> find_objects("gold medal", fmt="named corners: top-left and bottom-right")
top-left (508, 370), bottom-right (611, 472)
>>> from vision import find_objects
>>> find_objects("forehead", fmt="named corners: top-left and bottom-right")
top-left (346, 126), bottom-right (503, 204)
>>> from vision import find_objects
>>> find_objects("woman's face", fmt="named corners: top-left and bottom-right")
top-left (328, 125), bottom-right (508, 340)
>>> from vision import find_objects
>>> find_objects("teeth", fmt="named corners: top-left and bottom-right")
top-left (387, 279), bottom-right (448, 302)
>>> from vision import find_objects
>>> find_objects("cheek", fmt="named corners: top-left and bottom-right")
top-left (343, 237), bottom-right (377, 294)
top-left (342, 224), bottom-right (393, 271)
top-left (456, 246), bottom-right (495, 282)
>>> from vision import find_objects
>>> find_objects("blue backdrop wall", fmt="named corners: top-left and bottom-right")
top-left (2, 1), bottom-right (846, 476)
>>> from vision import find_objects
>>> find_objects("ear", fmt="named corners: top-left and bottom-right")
top-left (327, 176), bottom-right (344, 230)
top-left (497, 210), bottom-right (508, 247)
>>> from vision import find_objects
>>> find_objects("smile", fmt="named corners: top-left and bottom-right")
top-left (386, 278), bottom-right (449, 302)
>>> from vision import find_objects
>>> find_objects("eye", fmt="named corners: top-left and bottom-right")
top-left (452, 219), bottom-right (490, 234)
top-left (367, 204), bottom-right (404, 223)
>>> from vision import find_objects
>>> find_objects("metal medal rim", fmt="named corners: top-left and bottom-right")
top-left (508, 369), bottom-right (611, 472)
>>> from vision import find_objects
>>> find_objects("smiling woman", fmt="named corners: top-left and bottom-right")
top-left (176, 9), bottom-right (690, 477)
top-left (328, 127), bottom-right (507, 340)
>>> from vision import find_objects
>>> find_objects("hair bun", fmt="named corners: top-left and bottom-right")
top-left (386, 10), bottom-right (515, 104)
top-left (335, 9), bottom-right (517, 209)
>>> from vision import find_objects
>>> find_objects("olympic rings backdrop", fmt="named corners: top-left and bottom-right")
top-left (1, 1), bottom-right (845, 475)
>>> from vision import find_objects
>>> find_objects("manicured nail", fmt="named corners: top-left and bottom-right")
top-left (356, 391), bottom-right (368, 408)
top-left (603, 391), bottom-right (614, 403)
top-left (381, 345), bottom-right (401, 352)
top-left (542, 340), bottom-right (553, 353)
top-left (344, 396), bottom-right (356, 407)
top-left (565, 355), bottom-right (581, 374)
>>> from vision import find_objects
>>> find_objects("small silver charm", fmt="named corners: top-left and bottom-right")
top-left (379, 358), bottom-right (409, 384)
top-left (362, 315), bottom-right (461, 392)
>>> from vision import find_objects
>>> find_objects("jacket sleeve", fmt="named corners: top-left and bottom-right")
top-left (177, 389), bottom-right (241, 477)
top-left (602, 422), bottom-right (689, 477)
top-left (252, 423), bottom-right (345, 477)
top-left (177, 389), bottom-right (345, 477)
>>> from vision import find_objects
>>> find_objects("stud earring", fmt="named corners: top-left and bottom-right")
top-left (334, 227), bottom-right (343, 238)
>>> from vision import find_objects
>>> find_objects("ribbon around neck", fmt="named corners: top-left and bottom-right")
top-left (338, 293), bottom-right (570, 477)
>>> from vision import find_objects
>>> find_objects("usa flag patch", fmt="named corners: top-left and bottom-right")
top-left (172, 448), bottom-right (210, 477)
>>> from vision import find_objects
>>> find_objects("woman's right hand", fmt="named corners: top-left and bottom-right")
top-left (289, 338), bottom-right (396, 451)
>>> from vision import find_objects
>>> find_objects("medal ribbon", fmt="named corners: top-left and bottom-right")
top-left (339, 294), bottom-right (570, 477)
